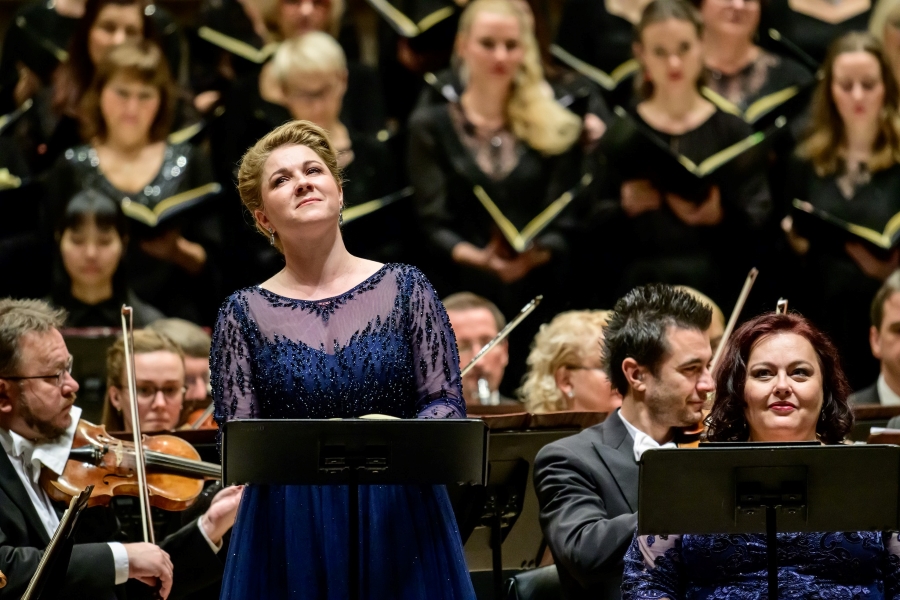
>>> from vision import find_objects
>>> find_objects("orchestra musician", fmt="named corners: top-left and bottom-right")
top-left (519, 309), bottom-right (623, 414)
top-left (146, 318), bottom-right (212, 411)
top-left (852, 269), bottom-right (900, 406)
top-left (101, 326), bottom-right (240, 598)
top-left (533, 284), bottom-right (714, 600)
top-left (210, 120), bottom-right (475, 598)
top-left (0, 298), bottom-right (173, 598)
top-left (444, 292), bottom-right (517, 406)
top-left (621, 312), bottom-right (890, 599)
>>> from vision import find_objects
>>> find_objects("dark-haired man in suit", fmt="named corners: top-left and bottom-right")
top-left (534, 284), bottom-right (715, 600)
top-left (852, 270), bottom-right (900, 411)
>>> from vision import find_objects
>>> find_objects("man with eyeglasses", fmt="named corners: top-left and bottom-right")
top-left (0, 298), bottom-right (175, 598)
top-left (534, 285), bottom-right (715, 600)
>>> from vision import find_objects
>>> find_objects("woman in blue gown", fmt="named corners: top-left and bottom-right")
top-left (622, 312), bottom-right (900, 599)
top-left (211, 119), bottom-right (475, 599)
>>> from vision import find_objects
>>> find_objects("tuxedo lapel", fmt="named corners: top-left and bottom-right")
top-left (593, 412), bottom-right (640, 512)
top-left (0, 450), bottom-right (52, 545)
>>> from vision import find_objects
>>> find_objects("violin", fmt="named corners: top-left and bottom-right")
top-left (180, 403), bottom-right (216, 431)
top-left (40, 420), bottom-right (221, 511)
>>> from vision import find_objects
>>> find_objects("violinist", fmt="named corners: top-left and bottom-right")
top-left (0, 297), bottom-right (173, 598)
top-left (533, 284), bottom-right (714, 600)
top-left (101, 327), bottom-right (241, 598)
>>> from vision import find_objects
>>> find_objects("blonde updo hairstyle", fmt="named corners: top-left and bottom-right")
top-left (237, 120), bottom-right (343, 253)
top-left (456, 0), bottom-right (581, 156)
top-left (519, 310), bottom-right (611, 414)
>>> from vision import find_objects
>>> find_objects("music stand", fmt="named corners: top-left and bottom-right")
top-left (639, 444), bottom-right (900, 600)
top-left (222, 419), bottom-right (488, 600)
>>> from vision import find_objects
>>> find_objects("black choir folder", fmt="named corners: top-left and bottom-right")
top-left (549, 44), bottom-right (640, 93)
top-left (601, 106), bottom-right (777, 203)
top-left (120, 182), bottom-right (222, 229)
top-left (792, 198), bottom-right (900, 255)
top-left (196, 27), bottom-right (279, 64)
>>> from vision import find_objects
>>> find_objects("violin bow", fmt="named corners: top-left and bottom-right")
top-left (460, 295), bottom-right (542, 378)
top-left (121, 305), bottom-right (156, 544)
top-left (189, 403), bottom-right (215, 430)
top-left (776, 298), bottom-right (789, 314)
top-left (710, 268), bottom-right (759, 372)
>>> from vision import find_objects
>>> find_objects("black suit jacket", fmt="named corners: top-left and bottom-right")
top-left (0, 449), bottom-right (116, 599)
top-left (533, 411), bottom-right (638, 600)
top-left (0, 450), bottom-right (225, 599)
top-left (849, 382), bottom-right (880, 406)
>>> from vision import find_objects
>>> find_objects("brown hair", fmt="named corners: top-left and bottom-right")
top-left (103, 328), bottom-right (183, 430)
top-left (633, 0), bottom-right (706, 99)
top-left (0, 299), bottom-right (66, 377)
top-left (147, 318), bottom-right (211, 359)
top-left (797, 32), bottom-right (900, 176)
top-left (871, 269), bottom-right (900, 328)
top-left (443, 292), bottom-right (507, 331)
top-left (706, 312), bottom-right (853, 445)
top-left (79, 39), bottom-right (175, 143)
top-left (237, 120), bottom-right (343, 253)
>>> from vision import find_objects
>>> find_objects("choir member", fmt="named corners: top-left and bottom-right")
top-left (407, 0), bottom-right (583, 317)
top-left (47, 40), bottom-right (221, 324)
top-left (622, 312), bottom-right (891, 599)
top-left (212, 119), bottom-right (474, 597)
top-left (761, 0), bottom-right (872, 65)
top-left (0, 0), bottom-right (183, 117)
top-left (10, 0), bottom-right (157, 173)
top-left (783, 32), bottom-right (900, 389)
top-left (534, 284), bottom-right (714, 600)
top-left (444, 291), bottom-right (516, 406)
top-left (192, 0), bottom-right (384, 132)
top-left (520, 310), bottom-right (622, 414)
top-left (48, 190), bottom-right (164, 328)
top-left (598, 0), bottom-right (771, 309)
top-left (851, 269), bottom-right (900, 405)
top-left (697, 0), bottom-right (814, 116)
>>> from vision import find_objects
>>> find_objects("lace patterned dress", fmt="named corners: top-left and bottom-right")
top-left (622, 531), bottom-right (900, 599)
top-left (211, 264), bottom-right (475, 599)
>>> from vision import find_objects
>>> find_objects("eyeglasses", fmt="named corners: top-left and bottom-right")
top-left (0, 356), bottom-right (73, 387)
top-left (133, 384), bottom-right (187, 404)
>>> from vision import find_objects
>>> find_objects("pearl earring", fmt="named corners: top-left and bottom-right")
top-left (567, 390), bottom-right (575, 399)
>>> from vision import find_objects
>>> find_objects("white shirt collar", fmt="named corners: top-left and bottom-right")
top-left (878, 374), bottom-right (900, 406)
top-left (617, 409), bottom-right (677, 462)
top-left (0, 406), bottom-right (81, 482)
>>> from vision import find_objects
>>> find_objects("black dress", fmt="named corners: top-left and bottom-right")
top-left (760, 0), bottom-right (871, 64)
top-left (48, 289), bottom-right (164, 328)
top-left (0, 0), bottom-right (185, 114)
top-left (785, 158), bottom-right (900, 389)
top-left (597, 108), bottom-right (772, 309)
top-left (45, 141), bottom-right (223, 324)
top-left (408, 101), bottom-right (584, 392)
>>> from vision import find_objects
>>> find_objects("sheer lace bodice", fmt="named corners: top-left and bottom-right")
top-left (212, 263), bottom-right (465, 427)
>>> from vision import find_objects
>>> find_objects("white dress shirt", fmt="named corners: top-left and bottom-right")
top-left (0, 406), bottom-right (130, 584)
top-left (878, 374), bottom-right (900, 406)
top-left (617, 410), bottom-right (677, 462)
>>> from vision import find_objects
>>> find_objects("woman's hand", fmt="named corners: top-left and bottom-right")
top-left (194, 90), bottom-right (221, 114)
top-left (845, 241), bottom-right (900, 281)
top-left (200, 485), bottom-right (244, 545)
top-left (582, 113), bottom-right (607, 145)
top-left (781, 215), bottom-right (810, 256)
top-left (451, 238), bottom-right (550, 283)
top-left (665, 186), bottom-right (723, 227)
top-left (621, 180), bottom-right (662, 217)
top-left (139, 229), bottom-right (208, 274)
top-left (13, 65), bottom-right (40, 107)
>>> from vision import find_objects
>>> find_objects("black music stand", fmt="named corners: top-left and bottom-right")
top-left (639, 444), bottom-right (900, 600)
top-left (222, 419), bottom-right (488, 600)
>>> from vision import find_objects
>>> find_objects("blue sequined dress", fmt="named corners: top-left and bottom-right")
top-left (211, 264), bottom-right (475, 599)
top-left (622, 531), bottom-right (900, 599)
